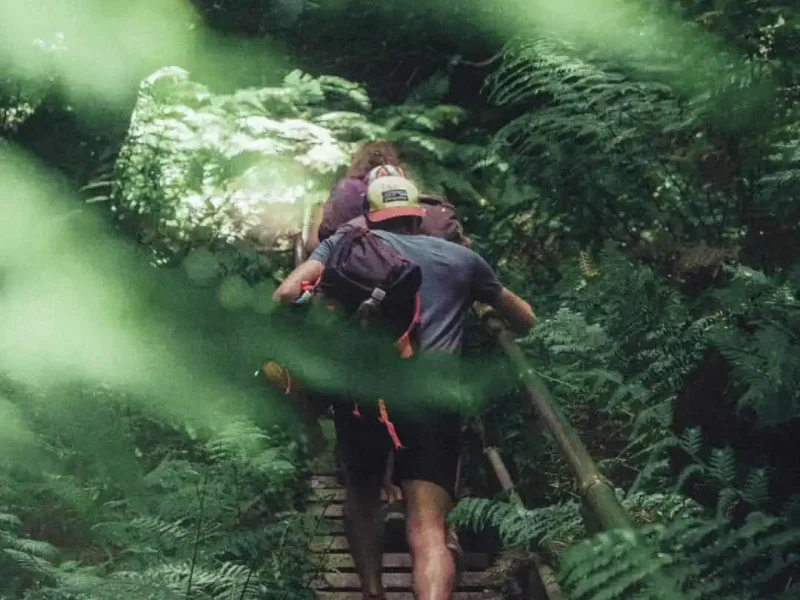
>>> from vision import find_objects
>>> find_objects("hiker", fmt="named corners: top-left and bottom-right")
top-left (305, 140), bottom-right (470, 255)
top-left (273, 172), bottom-right (536, 600)
top-left (261, 360), bottom-right (326, 456)
top-left (305, 140), bottom-right (401, 255)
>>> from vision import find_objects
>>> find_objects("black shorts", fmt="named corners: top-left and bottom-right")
top-left (333, 400), bottom-right (461, 500)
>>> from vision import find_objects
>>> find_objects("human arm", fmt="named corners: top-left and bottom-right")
top-left (273, 233), bottom-right (341, 304)
top-left (272, 259), bottom-right (325, 304)
top-left (470, 254), bottom-right (536, 335)
top-left (490, 287), bottom-right (537, 334)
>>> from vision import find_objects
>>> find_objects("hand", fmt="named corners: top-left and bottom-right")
top-left (382, 478), bottom-right (403, 505)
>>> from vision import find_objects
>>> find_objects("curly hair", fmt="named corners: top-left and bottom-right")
top-left (347, 140), bottom-right (402, 179)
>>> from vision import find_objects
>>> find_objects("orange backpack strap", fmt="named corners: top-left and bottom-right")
top-left (394, 292), bottom-right (421, 358)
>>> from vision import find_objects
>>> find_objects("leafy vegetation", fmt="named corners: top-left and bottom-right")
top-left (2, 0), bottom-right (800, 598)
top-left (448, 1), bottom-right (800, 598)
top-left (0, 379), bottom-right (319, 600)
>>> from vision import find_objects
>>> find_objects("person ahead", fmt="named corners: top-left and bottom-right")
top-left (274, 172), bottom-right (535, 600)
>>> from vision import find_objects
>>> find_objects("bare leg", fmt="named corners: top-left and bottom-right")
top-left (402, 480), bottom-right (455, 600)
top-left (343, 470), bottom-right (386, 597)
top-left (382, 451), bottom-right (403, 505)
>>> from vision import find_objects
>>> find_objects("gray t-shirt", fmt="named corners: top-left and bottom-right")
top-left (310, 229), bottom-right (503, 353)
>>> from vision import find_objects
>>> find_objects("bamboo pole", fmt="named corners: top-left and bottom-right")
top-left (473, 303), bottom-right (633, 531)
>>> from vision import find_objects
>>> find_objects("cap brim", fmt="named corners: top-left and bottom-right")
top-left (366, 206), bottom-right (426, 222)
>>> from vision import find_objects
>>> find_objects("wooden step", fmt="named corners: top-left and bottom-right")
top-left (310, 488), bottom-right (347, 502)
top-left (310, 503), bottom-right (405, 520)
top-left (311, 475), bottom-right (341, 489)
top-left (310, 533), bottom-right (410, 554)
top-left (313, 572), bottom-right (493, 590)
top-left (315, 519), bottom-right (346, 534)
top-left (308, 469), bottom-right (499, 600)
top-left (312, 516), bottom-right (407, 535)
top-left (311, 488), bottom-right (392, 503)
top-left (310, 503), bottom-right (346, 518)
top-left (311, 536), bottom-right (351, 552)
top-left (317, 593), bottom-right (499, 600)
top-left (322, 552), bottom-right (490, 571)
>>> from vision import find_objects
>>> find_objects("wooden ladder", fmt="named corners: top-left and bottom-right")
top-left (307, 472), bottom-right (501, 600)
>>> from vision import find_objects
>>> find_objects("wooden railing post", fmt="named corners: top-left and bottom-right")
top-left (473, 303), bottom-right (633, 531)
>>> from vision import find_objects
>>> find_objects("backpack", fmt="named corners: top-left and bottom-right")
top-left (419, 194), bottom-right (471, 247)
top-left (318, 179), bottom-right (471, 247)
top-left (304, 225), bottom-right (422, 449)
top-left (314, 225), bottom-right (422, 358)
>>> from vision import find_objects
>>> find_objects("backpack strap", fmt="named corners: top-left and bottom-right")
top-left (394, 291), bottom-right (421, 358)
top-left (294, 278), bottom-right (321, 304)
top-left (341, 215), bottom-right (369, 232)
top-left (378, 399), bottom-right (405, 450)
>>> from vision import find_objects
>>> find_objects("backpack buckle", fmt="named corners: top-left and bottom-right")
top-left (356, 287), bottom-right (386, 326)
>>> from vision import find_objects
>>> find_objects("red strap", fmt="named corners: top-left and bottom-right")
top-left (378, 399), bottom-right (404, 450)
top-left (394, 292), bottom-right (421, 358)
top-left (301, 275), bottom-right (322, 293)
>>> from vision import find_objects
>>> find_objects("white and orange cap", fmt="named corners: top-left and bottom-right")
top-left (365, 166), bottom-right (425, 223)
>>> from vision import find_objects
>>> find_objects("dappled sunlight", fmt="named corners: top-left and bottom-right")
top-left (114, 67), bottom-right (362, 255)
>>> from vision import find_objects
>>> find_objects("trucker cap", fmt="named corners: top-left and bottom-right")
top-left (365, 168), bottom-right (425, 222)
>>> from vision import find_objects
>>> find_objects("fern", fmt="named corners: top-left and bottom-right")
top-left (758, 118), bottom-right (800, 218)
top-left (637, 424), bottom-right (777, 519)
top-left (579, 251), bottom-right (600, 279)
top-left (110, 561), bottom-right (263, 599)
top-left (449, 492), bottom-right (702, 562)
top-left (486, 37), bottom-right (711, 248)
top-left (558, 512), bottom-right (800, 600)
top-left (0, 511), bottom-right (59, 594)
top-left (708, 448), bottom-right (737, 488)
top-left (448, 496), bottom-right (584, 557)
top-left (679, 428), bottom-right (703, 459)
top-left (709, 265), bottom-right (800, 426)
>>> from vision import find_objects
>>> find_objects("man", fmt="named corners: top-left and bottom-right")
top-left (273, 173), bottom-right (536, 600)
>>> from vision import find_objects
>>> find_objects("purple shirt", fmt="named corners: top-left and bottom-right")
top-left (318, 177), bottom-right (368, 241)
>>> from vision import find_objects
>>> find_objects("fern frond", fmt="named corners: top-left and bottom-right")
top-left (558, 512), bottom-right (800, 600)
top-left (0, 512), bottom-right (22, 530)
top-left (742, 468), bottom-right (771, 508)
top-left (708, 447), bottom-right (737, 488)
top-left (673, 464), bottom-right (706, 494)
top-left (2, 547), bottom-right (58, 578)
top-left (579, 251), bottom-right (600, 278)
top-left (128, 516), bottom-right (196, 543)
top-left (679, 427), bottom-right (703, 459)
top-left (448, 497), bottom-right (584, 552)
top-left (716, 487), bottom-right (740, 518)
top-left (1, 533), bottom-right (60, 560)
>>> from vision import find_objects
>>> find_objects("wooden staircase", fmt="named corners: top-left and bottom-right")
top-left (307, 472), bottom-right (501, 600)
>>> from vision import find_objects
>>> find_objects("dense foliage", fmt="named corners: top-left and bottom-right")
top-left (0, 380), bottom-right (319, 600)
top-left (2, 0), bottom-right (800, 599)
top-left (448, 1), bottom-right (800, 598)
